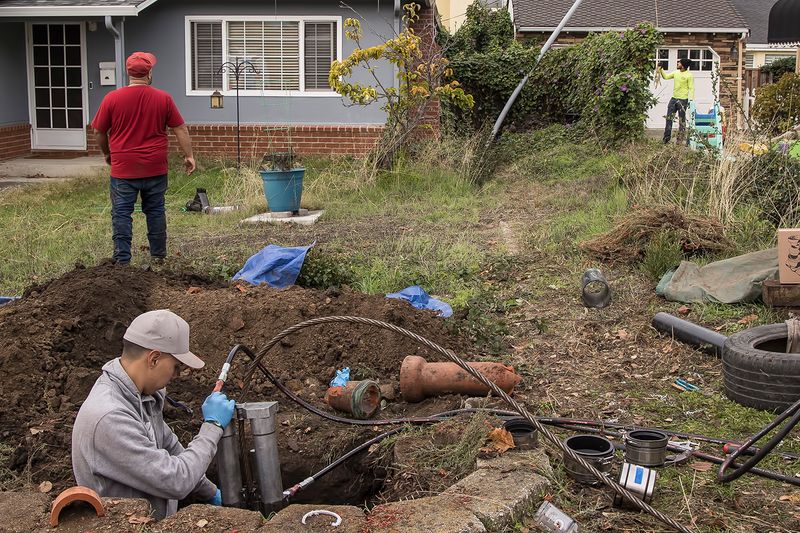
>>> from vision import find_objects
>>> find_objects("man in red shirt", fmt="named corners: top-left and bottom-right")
top-left (92, 52), bottom-right (195, 265)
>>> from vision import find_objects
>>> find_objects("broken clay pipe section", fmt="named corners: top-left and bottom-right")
top-left (400, 355), bottom-right (522, 403)
top-left (324, 380), bottom-right (382, 419)
top-left (49, 486), bottom-right (106, 527)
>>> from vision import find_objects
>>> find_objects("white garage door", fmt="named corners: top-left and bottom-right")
top-left (647, 47), bottom-right (719, 130)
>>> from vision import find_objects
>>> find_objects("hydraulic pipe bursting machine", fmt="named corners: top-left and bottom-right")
top-left (215, 401), bottom-right (284, 513)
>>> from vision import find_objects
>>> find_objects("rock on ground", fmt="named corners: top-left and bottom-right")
top-left (444, 449), bottom-right (552, 531)
top-left (365, 495), bottom-right (486, 532)
top-left (153, 503), bottom-right (265, 532)
top-left (262, 504), bottom-right (366, 532)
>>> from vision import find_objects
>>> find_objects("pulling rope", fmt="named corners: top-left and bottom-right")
top-left (240, 316), bottom-right (694, 533)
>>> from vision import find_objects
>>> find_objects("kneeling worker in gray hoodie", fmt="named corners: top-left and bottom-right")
top-left (72, 309), bottom-right (235, 519)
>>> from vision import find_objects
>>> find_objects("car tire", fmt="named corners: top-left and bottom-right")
top-left (722, 323), bottom-right (800, 412)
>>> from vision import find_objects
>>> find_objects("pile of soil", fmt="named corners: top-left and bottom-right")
top-left (0, 263), bottom-right (476, 501)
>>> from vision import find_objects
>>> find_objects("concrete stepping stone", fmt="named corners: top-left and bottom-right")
top-left (262, 503), bottom-right (366, 532)
top-left (365, 495), bottom-right (486, 532)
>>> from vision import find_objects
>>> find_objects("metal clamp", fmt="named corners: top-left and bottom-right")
top-left (301, 509), bottom-right (342, 527)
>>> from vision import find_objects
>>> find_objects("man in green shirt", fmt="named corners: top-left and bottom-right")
top-left (659, 58), bottom-right (695, 144)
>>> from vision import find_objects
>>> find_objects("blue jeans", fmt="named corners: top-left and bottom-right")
top-left (109, 175), bottom-right (168, 264)
top-left (663, 97), bottom-right (689, 144)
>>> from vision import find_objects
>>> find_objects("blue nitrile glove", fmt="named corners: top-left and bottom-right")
top-left (202, 392), bottom-right (235, 429)
top-left (208, 488), bottom-right (222, 506)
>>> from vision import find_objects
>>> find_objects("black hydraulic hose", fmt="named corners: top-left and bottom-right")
top-left (718, 398), bottom-right (800, 484)
top-left (238, 316), bottom-right (694, 533)
top-left (651, 312), bottom-right (727, 357)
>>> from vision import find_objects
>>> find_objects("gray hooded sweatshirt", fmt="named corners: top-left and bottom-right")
top-left (72, 358), bottom-right (221, 519)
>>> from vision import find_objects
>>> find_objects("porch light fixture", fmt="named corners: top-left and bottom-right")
top-left (210, 90), bottom-right (224, 109)
top-left (730, 42), bottom-right (739, 62)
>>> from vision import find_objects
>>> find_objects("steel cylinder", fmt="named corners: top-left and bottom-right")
top-left (215, 421), bottom-right (244, 507)
top-left (563, 434), bottom-right (615, 485)
top-left (625, 430), bottom-right (668, 467)
top-left (581, 268), bottom-right (611, 308)
top-left (613, 462), bottom-right (657, 508)
top-left (239, 402), bottom-right (283, 514)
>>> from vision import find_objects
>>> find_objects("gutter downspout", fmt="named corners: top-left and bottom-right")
top-left (736, 31), bottom-right (746, 130)
top-left (489, 0), bottom-right (584, 142)
top-left (104, 16), bottom-right (125, 88)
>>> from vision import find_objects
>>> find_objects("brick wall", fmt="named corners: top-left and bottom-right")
top-left (409, 1), bottom-right (441, 137)
top-left (169, 124), bottom-right (384, 158)
top-left (0, 123), bottom-right (31, 161)
top-left (517, 31), bottom-right (744, 127)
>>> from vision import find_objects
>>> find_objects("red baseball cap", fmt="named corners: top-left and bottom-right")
top-left (126, 51), bottom-right (157, 77)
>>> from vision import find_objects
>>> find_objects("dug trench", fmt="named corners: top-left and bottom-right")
top-left (0, 262), bottom-right (517, 518)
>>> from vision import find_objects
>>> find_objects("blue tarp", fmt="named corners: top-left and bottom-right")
top-left (0, 297), bottom-right (19, 306)
top-left (386, 285), bottom-right (453, 317)
top-left (233, 243), bottom-right (314, 288)
top-left (330, 368), bottom-right (350, 387)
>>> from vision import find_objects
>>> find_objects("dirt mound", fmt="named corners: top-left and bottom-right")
top-left (0, 263), bottom-right (472, 496)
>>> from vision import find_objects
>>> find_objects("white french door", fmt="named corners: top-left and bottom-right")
top-left (26, 22), bottom-right (88, 150)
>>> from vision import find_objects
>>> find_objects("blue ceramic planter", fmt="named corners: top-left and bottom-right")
top-left (260, 168), bottom-right (305, 213)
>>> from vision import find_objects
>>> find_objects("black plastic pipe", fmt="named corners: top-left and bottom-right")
top-left (651, 312), bottom-right (727, 357)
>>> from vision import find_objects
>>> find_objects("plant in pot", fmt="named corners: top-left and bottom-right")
top-left (259, 129), bottom-right (305, 214)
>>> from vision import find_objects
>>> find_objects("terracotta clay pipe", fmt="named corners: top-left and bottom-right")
top-left (49, 486), bottom-right (105, 527)
top-left (400, 355), bottom-right (522, 403)
top-left (324, 380), bottom-right (382, 419)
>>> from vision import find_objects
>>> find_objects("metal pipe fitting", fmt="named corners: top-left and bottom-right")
top-left (215, 422), bottom-right (244, 507)
top-left (624, 430), bottom-right (668, 467)
top-left (238, 401), bottom-right (283, 514)
top-left (581, 268), bottom-right (612, 308)
top-left (651, 312), bottom-right (727, 356)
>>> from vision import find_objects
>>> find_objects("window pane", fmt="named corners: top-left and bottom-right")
top-left (51, 88), bottom-right (66, 108)
top-left (52, 109), bottom-right (67, 128)
top-left (305, 22), bottom-right (335, 91)
top-left (191, 21), bottom-right (223, 90)
top-left (50, 46), bottom-right (64, 66)
top-left (49, 25), bottom-right (64, 45)
top-left (701, 61), bottom-right (713, 71)
top-left (33, 46), bottom-right (48, 66)
top-left (67, 109), bottom-right (83, 129)
top-left (703, 50), bottom-right (713, 60)
top-left (64, 25), bottom-right (80, 45)
top-left (689, 49), bottom-right (700, 60)
top-left (34, 67), bottom-right (49, 86)
top-left (51, 67), bottom-right (65, 87)
top-left (227, 20), bottom-right (299, 91)
top-left (67, 88), bottom-right (82, 107)
top-left (677, 49), bottom-right (688, 59)
top-left (66, 67), bottom-right (82, 87)
top-left (36, 108), bottom-right (51, 128)
top-left (35, 88), bottom-right (50, 107)
top-left (65, 46), bottom-right (81, 66)
top-left (32, 25), bottom-right (48, 45)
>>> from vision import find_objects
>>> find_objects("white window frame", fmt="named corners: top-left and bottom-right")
top-left (184, 15), bottom-right (343, 97)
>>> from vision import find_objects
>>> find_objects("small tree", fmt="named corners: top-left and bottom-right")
top-left (329, 3), bottom-right (473, 168)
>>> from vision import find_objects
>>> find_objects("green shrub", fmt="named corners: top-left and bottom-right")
top-left (752, 73), bottom-right (800, 134)
top-left (760, 56), bottom-right (796, 80)
top-left (441, 4), bottom-right (661, 145)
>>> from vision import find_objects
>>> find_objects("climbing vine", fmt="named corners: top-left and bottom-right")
top-left (329, 3), bottom-right (474, 166)
top-left (441, 4), bottom-right (662, 145)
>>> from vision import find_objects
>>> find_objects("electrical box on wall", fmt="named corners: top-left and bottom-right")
top-left (99, 62), bottom-right (116, 86)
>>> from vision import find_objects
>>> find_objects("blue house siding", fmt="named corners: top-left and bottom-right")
top-left (122, 0), bottom-right (392, 125)
top-left (0, 21), bottom-right (30, 125)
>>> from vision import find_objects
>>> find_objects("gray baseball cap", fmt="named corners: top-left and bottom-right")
top-left (123, 309), bottom-right (205, 369)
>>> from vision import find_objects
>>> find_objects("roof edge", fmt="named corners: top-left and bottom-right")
top-left (0, 0), bottom-right (159, 18)
top-left (518, 26), bottom-right (749, 34)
